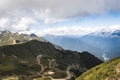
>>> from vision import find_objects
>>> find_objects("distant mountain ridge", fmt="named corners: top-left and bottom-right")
top-left (44, 29), bottom-right (120, 61)
top-left (80, 30), bottom-right (120, 60)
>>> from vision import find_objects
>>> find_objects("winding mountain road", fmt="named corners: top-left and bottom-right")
top-left (48, 67), bottom-right (71, 80)
top-left (36, 54), bottom-right (72, 80)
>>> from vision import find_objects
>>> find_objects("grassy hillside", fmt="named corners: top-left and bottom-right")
top-left (0, 40), bottom-right (102, 80)
top-left (76, 57), bottom-right (120, 80)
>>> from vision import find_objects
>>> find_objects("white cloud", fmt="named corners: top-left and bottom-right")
top-left (0, 17), bottom-right (11, 31)
top-left (35, 26), bottom-right (102, 36)
top-left (32, 0), bottom-right (120, 23)
top-left (0, 18), bottom-right (9, 29)
top-left (0, 0), bottom-right (120, 23)
top-left (109, 25), bottom-right (120, 32)
top-left (0, 16), bottom-right (36, 32)
top-left (35, 24), bottom-right (120, 36)
top-left (0, 0), bottom-right (120, 31)
top-left (19, 30), bottom-right (37, 35)
top-left (12, 17), bottom-right (36, 31)
top-left (103, 54), bottom-right (109, 61)
top-left (34, 9), bottom-right (64, 23)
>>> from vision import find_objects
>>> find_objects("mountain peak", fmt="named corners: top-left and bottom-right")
top-left (30, 33), bottom-right (37, 37)
top-left (1, 30), bottom-right (11, 34)
top-left (0, 31), bottom-right (46, 46)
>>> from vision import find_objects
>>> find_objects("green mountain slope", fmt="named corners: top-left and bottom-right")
top-left (0, 31), bottom-right (46, 46)
top-left (76, 57), bottom-right (120, 80)
top-left (0, 31), bottom-right (63, 50)
top-left (0, 40), bottom-right (102, 80)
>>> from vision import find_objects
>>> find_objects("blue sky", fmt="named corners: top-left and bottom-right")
top-left (50, 12), bottom-right (120, 28)
top-left (0, 0), bottom-right (120, 36)
top-left (29, 12), bottom-right (120, 36)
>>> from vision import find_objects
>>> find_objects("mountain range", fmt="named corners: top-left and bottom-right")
top-left (0, 31), bottom-right (102, 80)
top-left (44, 29), bottom-right (120, 61)
top-left (0, 31), bottom-right (46, 46)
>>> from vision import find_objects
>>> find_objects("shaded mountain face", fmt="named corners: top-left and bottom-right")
top-left (0, 40), bottom-right (102, 79)
top-left (76, 57), bottom-right (120, 80)
top-left (44, 35), bottom-right (103, 60)
top-left (44, 30), bottom-right (120, 61)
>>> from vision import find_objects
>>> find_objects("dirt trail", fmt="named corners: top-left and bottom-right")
top-left (36, 54), bottom-right (72, 80)
top-left (115, 62), bottom-right (120, 73)
top-left (48, 67), bottom-right (72, 80)
top-left (36, 55), bottom-right (45, 74)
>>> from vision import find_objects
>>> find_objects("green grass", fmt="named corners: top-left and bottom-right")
top-left (33, 77), bottom-right (51, 80)
top-left (51, 71), bottom-right (67, 78)
top-left (76, 57), bottom-right (120, 80)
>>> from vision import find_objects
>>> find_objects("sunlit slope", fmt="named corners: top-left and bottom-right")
top-left (76, 57), bottom-right (120, 80)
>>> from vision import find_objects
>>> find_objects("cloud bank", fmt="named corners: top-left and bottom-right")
top-left (35, 26), bottom-right (100, 36)
top-left (29, 25), bottom-right (120, 36)
top-left (0, 0), bottom-right (120, 32)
